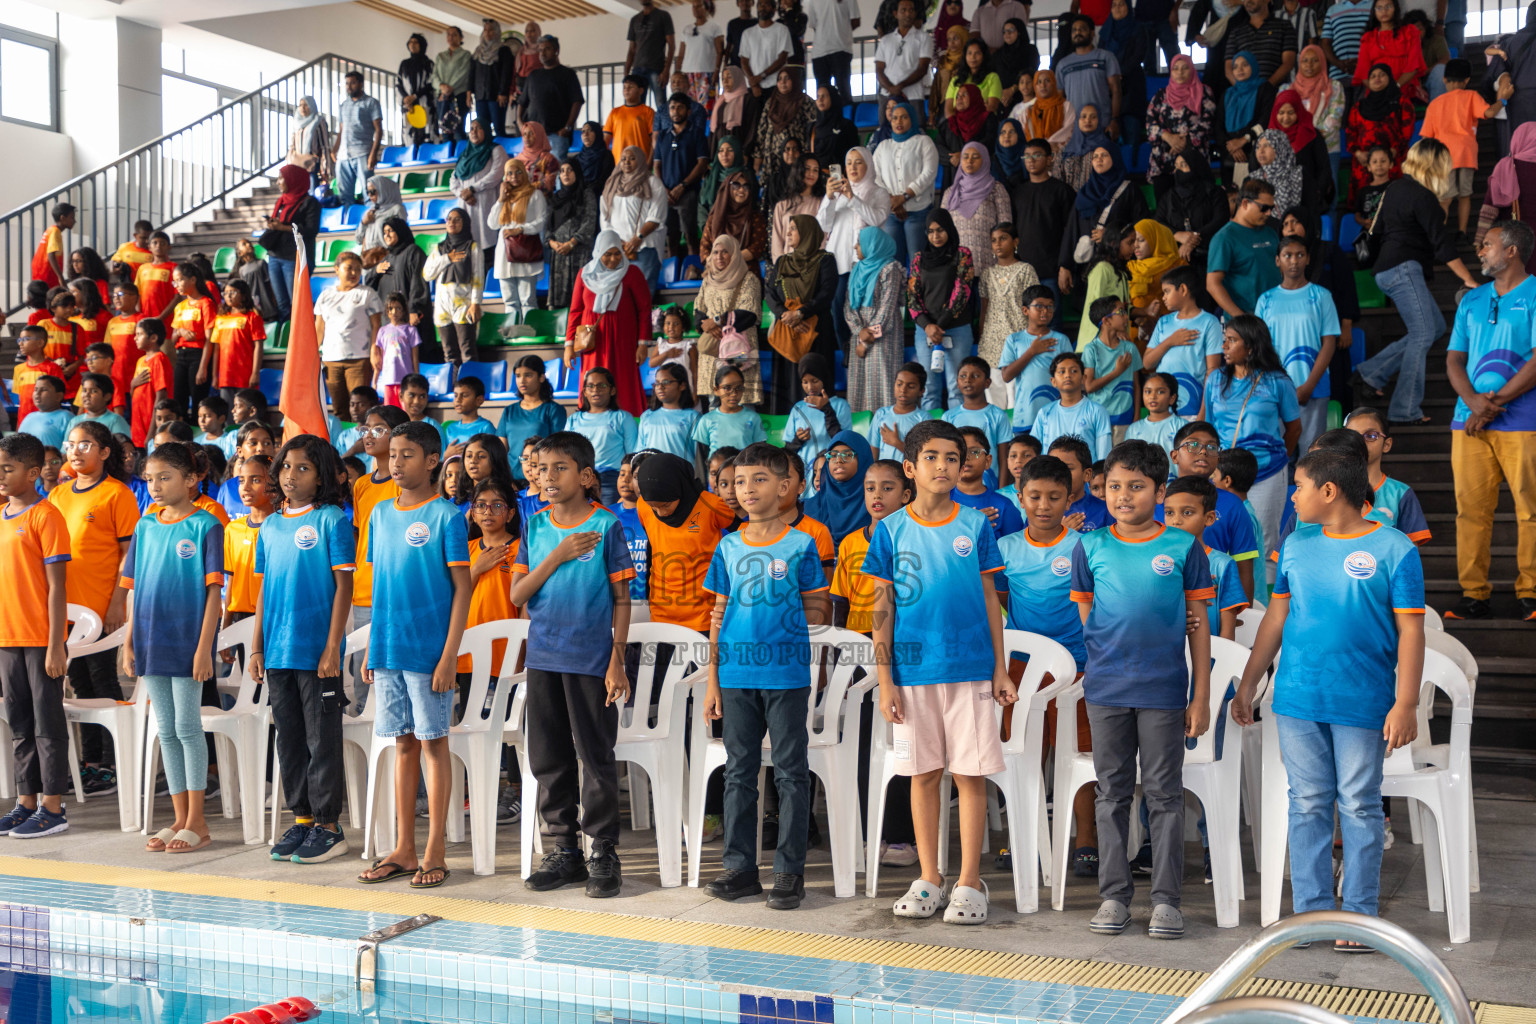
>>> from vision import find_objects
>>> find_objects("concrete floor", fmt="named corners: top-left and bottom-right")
top-left (9, 774), bottom-right (1535, 1010)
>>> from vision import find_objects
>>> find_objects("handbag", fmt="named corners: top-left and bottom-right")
top-left (504, 231), bottom-right (543, 264)
top-left (572, 323), bottom-right (598, 354)
top-left (766, 299), bottom-right (817, 363)
top-left (1073, 181), bottom-right (1130, 264)
top-left (717, 312), bottom-right (755, 361)
top-left (1354, 190), bottom-right (1387, 267)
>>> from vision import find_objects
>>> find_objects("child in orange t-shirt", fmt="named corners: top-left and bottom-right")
top-left (1420, 59), bottom-right (1504, 235)
top-left (131, 319), bottom-right (174, 447)
top-left (138, 232), bottom-right (179, 320)
top-left (203, 280), bottom-right (266, 400)
top-left (40, 289), bottom-right (84, 397)
top-left (110, 220), bottom-right (155, 284)
top-left (14, 326), bottom-right (65, 426)
top-left (222, 453), bottom-right (275, 635)
top-left (603, 76), bottom-right (656, 161)
top-left (633, 453), bottom-right (739, 633)
top-left (459, 478), bottom-right (522, 686)
top-left (106, 282), bottom-right (147, 416)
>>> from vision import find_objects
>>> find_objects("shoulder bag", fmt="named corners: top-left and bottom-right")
top-left (1074, 181), bottom-right (1131, 265)
top-left (1354, 189), bottom-right (1387, 268)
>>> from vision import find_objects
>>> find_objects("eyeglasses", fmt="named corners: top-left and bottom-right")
top-left (966, 447), bottom-right (990, 459)
top-left (1356, 430), bottom-right (1386, 442)
top-left (61, 441), bottom-right (98, 454)
top-left (472, 500), bottom-right (510, 514)
top-left (363, 425), bottom-right (393, 438)
top-left (718, 383), bottom-right (745, 394)
top-left (826, 450), bottom-right (858, 463)
top-left (1253, 202), bottom-right (1275, 213)
top-left (1027, 302), bottom-right (1056, 311)
top-left (1177, 440), bottom-right (1220, 454)
top-left (1023, 152), bottom-right (1048, 160)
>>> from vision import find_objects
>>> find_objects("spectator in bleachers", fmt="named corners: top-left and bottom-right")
top-left (626, 0), bottom-right (677, 110)
top-left (423, 208), bottom-right (486, 366)
top-left (1144, 56), bottom-right (1214, 201)
top-left (1247, 129), bottom-right (1302, 222)
top-left (931, 0), bottom-right (967, 51)
top-left (517, 35), bottom-right (584, 161)
top-left (1220, 52), bottom-right (1276, 177)
top-left (992, 19), bottom-right (1040, 110)
top-left (932, 25), bottom-right (971, 129)
top-left (1056, 103), bottom-right (1113, 189)
top-left (655, 92), bottom-right (711, 267)
top-left (366, 218), bottom-right (430, 338)
top-left (940, 84), bottom-right (1000, 170)
top-left (258, 165), bottom-right (320, 324)
top-left (676, 1), bottom-right (723, 106)
top-left (974, 0), bottom-right (1031, 51)
top-left (605, 76), bottom-right (658, 163)
top-left (1055, 16), bottom-right (1123, 144)
top-left (576, 122), bottom-right (616, 194)
top-left (698, 135), bottom-right (755, 240)
top-left (1345, 63), bottom-right (1416, 208)
top-left (30, 202), bottom-right (72, 291)
top-left (233, 239), bottom-right (279, 324)
top-left (1224, 0), bottom-right (1296, 86)
top-left (873, 0), bottom-right (933, 124)
top-left (1480, 122), bottom-right (1536, 273)
top-left (314, 251), bottom-right (385, 414)
top-left (489, 160), bottom-right (548, 327)
top-left (778, 0), bottom-right (809, 85)
top-left (332, 71), bottom-right (383, 206)
top-left (740, 0), bottom-right (794, 98)
top-left (1290, 45), bottom-right (1345, 194)
top-left (356, 176), bottom-right (407, 258)
top-left (547, 161), bottom-right (600, 310)
top-left (601, 146), bottom-right (669, 294)
top-left (568, 230), bottom-right (652, 415)
top-left (696, 235), bottom-right (767, 408)
top-left (725, 0), bottom-right (757, 68)
top-left (843, 225), bottom-right (905, 413)
top-left (1353, 0), bottom-right (1426, 96)
top-left (515, 121), bottom-right (560, 192)
top-left (514, 22), bottom-right (543, 85)
top-left (805, 0), bottom-right (858, 108)
top-left (1484, 2), bottom-right (1536, 143)
top-left (943, 144), bottom-right (1011, 275)
top-left (1023, 69), bottom-right (1068, 143)
top-left (756, 70), bottom-right (818, 182)
top-left (771, 157), bottom-right (826, 260)
top-left (703, 171), bottom-right (769, 263)
top-left (811, 85), bottom-right (859, 173)
top-left (1150, 150), bottom-right (1226, 275)
top-left (766, 214), bottom-right (838, 411)
top-left (433, 26), bottom-right (473, 142)
top-left (398, 34), bottom-right (436, 146)
top-left (451, 120), bottom-right (509, 250)
top-left (710, 68), bottom-right (759, 155)
top-left (819, 146), bottom-right (891, 357)
top-left (871, 101), bottom-right (939, 269)
top-left (1008, 138), bottom-right (1077, 306)
top-left (470, 18), bottom-right (515, 137)
top-left (285, 97), bottom-right (332, 188)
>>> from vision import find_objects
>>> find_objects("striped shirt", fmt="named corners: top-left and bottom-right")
top-left (1227, 13), bottom-right (1297, 81)
top-left (1321, 0), bottom-right (1373, 80)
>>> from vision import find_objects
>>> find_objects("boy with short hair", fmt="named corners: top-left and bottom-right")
top-left (781, 452), bottom-right (836, 570)
top-left (335, 386), bottom-right (383, 471)
top-left (1071, 440), bottom-right (1212, 939)
top-left (604, 75), bottom-right (657, 160)
top-left (1170, 421), bottom-right (1261, 600)
top-left (1232, 447), bottom-right (1424, 939)
top-left (510, 432), bottom-right (635, 898)
top-left (999, 286), bottom-right (1074, 435)
top-left (865, 420), bottom-right (1018, 925)
top-left (139, 232), bottom-right (179, 320)
top-left (41, 288), bottom-right (83, 398)
top-left (106, 282), bottom-right (145, 415)
top-left (1213, 447), bottom-right (1265, 561)
top-left (1144, 266), bottom-right (1223, 419)
top-left (196, 396), bottom-right (236, 459)
top-left (111, 220), bottom-right (155, 283)
top-left (14, 327), bottom-right (65, 429)
top-left (615, 452), bottom-right (650, 604)
top-left (65, 374), bottom-right (131, 440)
top-left (871, 363), bottom-right (928, 462)
top-left (1419, 59), bottom-right (1502, 236)
top-left (1164, 476), bottom-right (1248, 639)
top-left (0, 433), bottom-right (72, 838)
top-left (445, 375), bottom-right (495, 452)
top-left (358, 420), bottom-right (471, 890)
top-left (951, 425), bottom-right (1024, 537)
top-left (83, 343), bottom-right (115, 383)
top-left (130, 319), bottom-right (174, 448)
top-left (1032, 352), bottom-right (1113, 461)
top-left (703, 442), bottom-right (829, 909)
top-left (1345, 407), bottom-right (1431, 545)
top-left (1048, 436), bottom-right (1109, 533)
top-left (399, 372), bottom-right (448, 449)
top-left (1124, 372), bottom-right (1187, 457)
top-left (1254, 238), bottom-right (1340, 453)
top-left (942, 357), bottom-right (1015, 469)
top-left (20, 377), bottom-right (71, 451)
top-left (1081, 297), bottom-right (1144, 443)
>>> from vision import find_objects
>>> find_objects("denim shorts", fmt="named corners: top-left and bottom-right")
top-left (372, 668), bottom-right (454, 741)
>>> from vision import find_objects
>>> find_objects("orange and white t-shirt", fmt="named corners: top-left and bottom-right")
top-left (223, 513), bottom-right (264, 614)
top-left (14, 359), bottom-right (64, 425)
top-left (831, 526), bottom-right (879, 634)
top-left (352, 469), bottom-right (401, 607)
top-left (48, 476), bottom-right (141, 618)
top-left (111, 242), bottom-right (153, 284)
top-left (0, 499), bottom-right (71, 647)
top-left (636, 489), bottom-right (736, 632)
top-left (208, 310), bottom-right (266, 389)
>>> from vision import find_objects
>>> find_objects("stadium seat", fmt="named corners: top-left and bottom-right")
top-left (259, 368), bottom-right (284, 406)
top-left (1340, 215), bottom-right (1362, 251)
top-left (400, 172), bottom-right (435, 194)
top-left (309, 275), bottom-right (336, 300)
top-left (524, 307), bottom-right (566, 341)
top-left (419, 362), bottom-right (455, 402)
top-left (762, 414), bottom-right (789, 445)
top-left (319, 206), bottom-right (351, 232)
top-left (477, 311), bottom-right (512, 346)
top-left (267, 320), bottom-right (290, 351)
top-left (320, 238), bottom-right (356, 265)
top-left (212, 246), bottom-right (237, 275)
top-left (1350, 326), bottom-right (1365, 366)
top-left (413, 232), bottom-right (445, 256)
top-left (375, 145), bottom-right (412, 169)
top-left (550, 356), bottom-right (582, 399)
top-left (1356, 270), bottom-right (1386, 309)
top-left (854, 102), bottom-right (879, 129)
top-left (342, 204), bottom-right (366, 226)
top-left (639, 359), bottom-right (658, 394)
top-left (535, 262), bottom-right (551, 295)
top-left (482, 276), bottom-right (502, 299)
top-left (423, 198), bottom-right (455, 223)
top-left (401, 142), bottom-right (452, 167)
top-left (457, 360), bottom-right (507, 396)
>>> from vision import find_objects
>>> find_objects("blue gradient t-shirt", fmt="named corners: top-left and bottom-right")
top-left (367, 496), bottom-right (470, 674)
top-left (1447, 276), bottom-right (1536, 432)
top-left (514, 504), bottom-right (635, 677)
top-left (1147, 310), bottom-right (1222, 417)
top-left (254, 505), bottom-right (356, 671)
top-left (121, 508), bottom-right (224, 676)
top-left (704, 526), bottom-right (828, 689)
top-left (1255, 283), bottom-right (1340, 400)
top-left (998, 526), bottom-right (1086, 669)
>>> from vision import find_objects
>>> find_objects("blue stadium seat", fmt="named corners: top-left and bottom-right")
top-left (423, 198), bottom-right (455, 223)
top-left (833, 349), bottom-right (846, 393)
top-left (402, 142), bottom-right (453, 167)
top-left (639, 359), bottom-right (658, 394)
top-left (342, 204), bottom-right (366, 226)
top-left (419, 362), bottom-right (455, 402)
top-left (568, 132), bottom-right (584, 155)
top-left (1340, 215), bottom-right (1362, 251)
top-left (309, 275), bottom-right (335, 300)
top-left (1321, 217), bottom-right (1334, 242)
top-left (457, 360), bottom-right (507, 396)
top-left (854, 102), bottom-right (879, 129)
top-left (259, 368), bottom-right (284, 407)
top-left (503, 138), bottom-right (524, 157)
top-left (1351, 326), bottom-right (1365, 367)
top-left (549, 356), bottom-right (582, 399)
top-left (759, 358), bottom-right (772, 392)
top-left (319, 206), bottom-right (350, 232)
top-left (535, 262), bottom-right (551, 295)
top-left (375, 144), bottom-right (412, 169)
top-left (482, 276), bottom-right (502, 299)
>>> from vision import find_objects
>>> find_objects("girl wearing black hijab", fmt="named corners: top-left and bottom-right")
top-left (907, 208), bottom-right (975, 410)
top-left (397, 34), bottom-right (435, 145)
top-left (575, 121), bottom-right (616, 194)
top-left (991, 18), bottom-right (1039, 109)
top-left (811, 84), bottom-right (858, 172)
top-left (1152, 149), bottom-right (1229, 272)
top-left (632, 451), bottom-right (738, 630)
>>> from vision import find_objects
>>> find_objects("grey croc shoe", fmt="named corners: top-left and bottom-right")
top-left (1148, 903), bottom-right (1185, 940)
top-left (1089, 899), bottom-right (1131, 934)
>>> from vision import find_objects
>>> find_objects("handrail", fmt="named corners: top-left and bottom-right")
top-left (1170, 997), bottom-right (1354, 1024)
top-left (1165, 912), bottom-right (1475, 1024)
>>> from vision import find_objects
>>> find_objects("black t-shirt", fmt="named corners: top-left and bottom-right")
top-left (725, 16), bottom-right (756, 63)
top-left (629, 9), bottom-right (676, 71)
top-left (520, 65), bottom-right (584, 130)
top-left (1009, 176), bottom-right (1076, 278)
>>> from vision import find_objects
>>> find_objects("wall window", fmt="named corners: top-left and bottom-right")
top-left (0, 28), bottom-right (59, 130)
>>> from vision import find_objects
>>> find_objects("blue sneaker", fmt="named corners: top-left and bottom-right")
top-left (0, 804), bottom-right (31, 835)
top-left (291, 825), bottom-right (349, 864)
top-left (272, 824), bottom-right (310, 860)
top-left (9, 806), bottom-right (68, 839)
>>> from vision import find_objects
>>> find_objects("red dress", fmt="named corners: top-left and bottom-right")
top-left (1345, 95), bottom-right (1415, 208)
top-left (566, 263), bottom-right (651, 416)
top-left (1353, 25), bottom-right (1428, 96)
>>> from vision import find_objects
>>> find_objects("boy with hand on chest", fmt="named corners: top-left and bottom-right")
top-left (1081, 297), bottom-right (1144, 442)
top-left (1047, 436), bottom-right (1109, 533)
top-left (999, 286), bottom-right (1074, 436)
top-left (951, 425), bottom-right (1024, 537)
top-left (1143, 266), bottom-right (1222, 420)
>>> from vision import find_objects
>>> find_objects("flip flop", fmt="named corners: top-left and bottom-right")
top-left (358, 859), bottom-right (415, 884)
top-left (409, 865), bottom-right (451, 889)
top-left (1334, 940), bottom-right (1375, 954)
top-left (164, 828), bottom-right (211, 853)
top-left (145, 827), bottom-right (175, 852)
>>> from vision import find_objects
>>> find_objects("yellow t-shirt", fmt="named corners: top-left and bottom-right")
top-left (831, 527), bottom-right (880, 634)
top-left (223, 514), bottom-right (264, 615)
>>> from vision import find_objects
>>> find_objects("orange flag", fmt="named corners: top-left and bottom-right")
top-left (280, 226), bottom-right (329, 443)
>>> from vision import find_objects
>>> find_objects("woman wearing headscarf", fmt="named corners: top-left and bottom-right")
top-left (469, 18), bottom-right (515, 136)
top-left (804, 429), bottom-right (873, 546)
top-left (450, 120), bottom-right (508, 249)
top-left (546, 160), bottom-right (599, 309)
top-left (422, 207), bottom-right (486, 365)
top-left (702, 171), bottom-right (770, 263)
top-left (1220, 51), bottom-right (1278, 175)
top-left (710, 67), bottom-right (760, 155)
top-left (697, 135), bottom-right (757, 238)
top-left (488, 159), bottom-right (548, 326)
top-left (1145, 55), bottom-right (1215, 198)
top-left (355, 174), bottom-right (407, 256)
top-left (818, 146), bottom-right (891, 358)
top-left (1346, 63), bottom-right (1416, 207)
top-left (368, 216), bottom-right (432, 331)
top-left (766, 214), bottom-right (838, 412)
top-left (632, 452), bottom-right (737, 631)
top-left (696, 234), bottom-right (766, 408)
top-left (600, 145), bottom-right (669, 295)
top-left (514, 21), bottom-right (542, 81)
top-left (258, 164), bottom-right (320, 323)
top-left (567, 230), bottom-right (651, 415)
top-left (942, 143), bottom-right (1011, 273)
top-left (1026, 70), bottom-right (1071, 145)
top-left (811, 85), bottom-right (859, 172)
top-left (771, 157), bottom-right (826, 260)
top-left (1127, 218), bottom-right (1184, 318)
top-left (871, 101), bottom-right (941, 270)
top-left (1248, 129), bottom-right (1303, 222)
top-left (286, 96), bottom-right (333, 184)
top-left (992, 19), bottom-right (1039, 109)
top-left (1291, 45), bottom-right (1346, 193)
top-left (907, 208), bottom-right (976, 410)
top-left (1056, 103), bottom-right (1112, 190)
top-left (575, 121), bottom-right (616, 194)
top-left (1099, 0), bottom-right (1149, 147)
top-left (843, 226), bottom-right (904, 413)
top-left (515, 121), bottom-right (559, 192)
top-left (933, 0), bottom-right (969, 53)
top-left (931, 24), bottom-right (972, 127)
top-left (1479, 121), bottom-right (1536, 272)
top-left (755, 69), bottom-right (817, 177)
top-left (1484, 1), bottom-right (1536, 143)
top-left (1153, 149), bottom-right (1229, 271)
top-left (1268, 90), bottom-right (1333, 213)
top-left (993, 118), bottom-right (1027, 183)
top-left (397, 34), bottom-right (435, 146)
top-left (940, 83), bottom-right (999, 168)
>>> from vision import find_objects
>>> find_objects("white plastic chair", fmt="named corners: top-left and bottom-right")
top-left (1425, 606), bottom-right (1444, 632)
top-left (1410, 629), bottom-right (1480, 891)
top-left (684, 627), bottom-right (874, 896)
top-left (915, 631), bottom-right (1075, 914)
top-left (1052, 636), bottom-right (1250, 928)
top-left (1234, 607), bottom-right (1264, 649)
top-left (63, 604), bottom-right (139, 831)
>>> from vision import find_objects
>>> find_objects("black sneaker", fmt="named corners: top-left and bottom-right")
top-left (292, 824), bottom-right (349, 863)
top-left (1521, 598), bottom-right (1536, 622)
top-left (81, 766), bottom-right (117, 797)
top-left (204, 775), bottom-right (220, 800)
top-left (272, 824), bottom-right (310, 860)
top-left (765, 872), bottom-right (805, 910)
top-left (585, 840), bottom-right (622, 898)
top-left (0, 804), bottom-right (32, 836)
top-left (1444, 597), bottom-right (1491, 620)
top-left (525, 847), bottom-right (589, 891)
top-left (705, 867), bottom-right (763, 900)
top-left (1130, 843), bottom-right (1154, 876)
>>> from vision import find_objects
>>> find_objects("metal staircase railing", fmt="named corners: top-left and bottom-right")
top-left (1, 53), bottom-right (402, 317)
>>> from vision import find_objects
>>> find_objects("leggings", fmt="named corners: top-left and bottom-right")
top-left (144, 675), bottom-right (208, 794)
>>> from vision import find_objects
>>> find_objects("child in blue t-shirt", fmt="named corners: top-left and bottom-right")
top-left (253, 435), bottom-right (357, 865)
top-left (1344, 408), bottom-right (1431, 545)
top-left (942, 357), bottom-right (1014, 468)
top-left (1143, 266), bottom-right (1222, 419)
top-left (1163, 476), bottom-right (1249, 639)
top-left (1032, 352), bottom-right (1113, 461)
top-left (950, 425), bottom-right (1023, 537)
top-left (510, 431), bottom-right (635, 898)
top-left (638, 364), bottom-right (701, 464)
top-left (1233, 447), bottom-right (1424, 936)
top-left (614, 453), bottom-right (649, 601)
top-left (358, 421), bottom-right (471, 890)
top-left (499, 355), bottom-right (568, 483)
top-left (702, 442), bottom-right (829, 909)
top-left (863, 420), bottom-right (1017, 926)
top-left (1169, 421), bottom-right (1261, 601)
top-left (999, 286), bottom-right (1074, 434)
top-left (1124, 373), bottom-right (1187, 456)
top-left (1047, 436), bottom-right (1109, 533)
top-left (871, 363), bottom-right (929, 462)
top-left (1253, 238), bottom-right (1340, 454)
top-left (1081, 297), bottom-right (1144, 435)
top-left (694, 365), bottom-right (767, 460)
top-left (444, 376), bottom-right (496, 455)
top-left (782, 356), bottom-right (852, 498)
top-left (566, 366), bottom-right (639, 507)
top-left (996, 432), bottom-right (1042, 504)
top-left (1070, 440), bottom-right (1212, 939)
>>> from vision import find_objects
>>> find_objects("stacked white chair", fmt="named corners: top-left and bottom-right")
top-left (62, 604), bottom-right (140, 830)
top-left (1411, 629), bottom-right (1480, 891)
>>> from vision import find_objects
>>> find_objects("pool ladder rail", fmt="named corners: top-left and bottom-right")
top-left (1165, 911), bottom-right (1475, 1024)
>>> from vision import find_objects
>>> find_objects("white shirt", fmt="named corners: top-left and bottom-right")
top-left (804, 0), bottom-right (856, 57)
top-left (816, 185), bottom-right (892, 273)
top-left (680, 20), bottom-right (724, 74)
top-left (601, 177), bottom-right (669, 258)
top-left (488, 192), bottom-right (549, 279)
top-left (313, 285), bottom-right (384, 362)
top-left (739, 22), bottom-right (792, 79)
top-left (871, 134), bottom-right (940, 214)
top-left (874, 27), bottom-right (933, 101)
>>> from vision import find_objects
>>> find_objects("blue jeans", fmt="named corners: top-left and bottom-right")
top-left (883, 209), bottom-right (929, 278)
top-left (598, 468), bottom-right (620, 508)
top-left (633, 67), bottom-right (668, 112)
top-left (334, 157), bottom-right (370, 204)
top-left (550, 131), bottom-right (571, 161)
top-left (635, 247), bottom-right (661, 295)
top-left (372, 668), bottom-right (454, 741)
top-left (721, 687), bottom-right (811, 876)
top-left (267, 255), bottom-right (296, 322)
top-left (475, 97), bottom-right (505, 136)
top-left (1275, 713), bottom-right (1388, 915)
top-left (1357, 260), bottom-right (1446, 422)
top-left (921, 322), bottom-right (973, 411)
top-left (1426, 63), bottom-right (1447, 100)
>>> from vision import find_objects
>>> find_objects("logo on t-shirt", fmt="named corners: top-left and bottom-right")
top-left (1375, 507), bottom-right (1396, 520)
top-left (770, 558), bottom-right (788, 580)
top-left (952, 535), bottom-right (974, 558)
top-left (1151, 553), bottom-right (1175, 576)
top-left (405, 522), bottom-right (431, 547)
top-left (1343, 551), bottom-right (1377, 580)
top-left (1050, 555), bottom-right (1071, 577)
top-left (294, 525), bottom-right (319, 550)
top-left (576, 545), bottom-right (597, 562)
top-left (175, 539), bottom-right (197, 559)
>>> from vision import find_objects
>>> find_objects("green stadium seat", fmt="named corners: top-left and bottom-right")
top-left (321, 238), bottom-right (357, 265)
top-left (400, 172), bottom-right (435, 194)
top-left (762, 414), bottom-right (790, 445)
top-left (1356, 270), bottom-right (1386, 309)
top-left (268, 320), bottom-right (290, 351)
top-left (414, 232), bottom-right (445, 256)
top-left (524, 307), bottom-right (567, 340)
top-left (477, 311), bottom-right (512, 346)
top-left (212, 246), bottom-right (236, 275)
top-left (1327, 400), bottom-right (1343, 431)
top-left (851, 409), bottom-right (872, 439)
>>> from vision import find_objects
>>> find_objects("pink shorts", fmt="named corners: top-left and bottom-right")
top-left (893, 680), bottom-right (1005, 778)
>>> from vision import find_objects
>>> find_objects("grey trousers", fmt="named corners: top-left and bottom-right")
top-left (1086, 702), bottom-right (1187, 909)
top-left (0, 647), bottom-right (70, 797)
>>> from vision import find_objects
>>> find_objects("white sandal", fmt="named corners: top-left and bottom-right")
top-left (892, 877), bottom-right (948, 918)
top-left (943, 880), bottom-right (989, 924)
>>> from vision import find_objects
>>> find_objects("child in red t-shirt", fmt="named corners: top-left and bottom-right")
top-left (106, 282), bottom-right (146, 417)
top-left (202, 279), bottom-right (266, 400)
top-left (13, 326), bottom-right (65, 426)
top-left (130, 319), bottom-right (174, 447)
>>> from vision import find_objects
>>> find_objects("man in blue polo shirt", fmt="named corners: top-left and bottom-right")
top-left (653, 92), bottom-right (709, 273)
top-left (1445, 220), bottom-right (1536, 622)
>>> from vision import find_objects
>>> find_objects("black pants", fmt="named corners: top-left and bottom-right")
top-left (665, 185), bottom-right (702, 256)
top-left (812, 52), bottom-right (853, 113)
top-left (67, 649), bottom-right (122, 764)
top-left (0, 647), bottom-right (70, 797)
top-left (439, 321), bottom-right (478, 365)
top-left (268, 669), bottom-right (348, 822)
top-left (525, 668), bottom-right (620, 845)
top-left (172, 346), bottom-right (208, 420)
